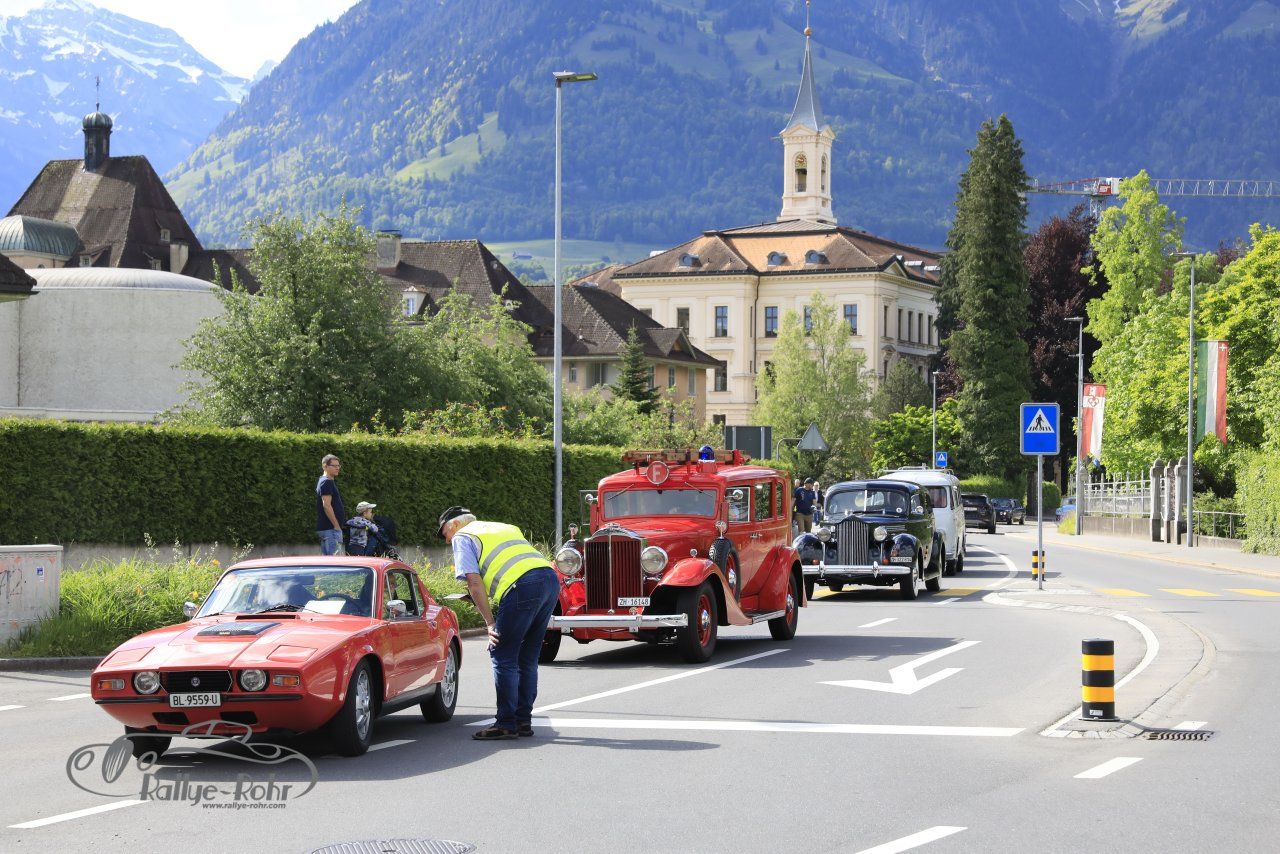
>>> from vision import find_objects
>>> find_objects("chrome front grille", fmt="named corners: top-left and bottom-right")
top-left (585, 537), bottom-right (642, 611)
top-left (836, 518), bottom-right (871, 566)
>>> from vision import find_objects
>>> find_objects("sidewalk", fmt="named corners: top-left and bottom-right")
top-left (1003, 525), bottom-right (1280, 579)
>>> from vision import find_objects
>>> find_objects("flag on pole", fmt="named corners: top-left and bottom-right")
top-left (1196, 340), bottom-right (1228, 443)
top-left (1080, 383), bottom-right (1106, 461)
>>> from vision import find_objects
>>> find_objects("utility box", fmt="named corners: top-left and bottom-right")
top-left (0, 545), bottom-right (62, 645)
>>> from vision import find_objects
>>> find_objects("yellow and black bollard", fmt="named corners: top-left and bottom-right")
top-left (1031, 550), bottom-right (1041, 580)
top-left (1081, 638), bottom-right (1117, 721)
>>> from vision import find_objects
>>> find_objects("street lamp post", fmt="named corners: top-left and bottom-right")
top-left (1172, 252), bottom-right (1197, 548)
top-left (553, 70), bottom-right (597, 545)
top-left (931, 370), bottom-right (940, 467)
top-left (1066, 316), bottom-right (1085, 536)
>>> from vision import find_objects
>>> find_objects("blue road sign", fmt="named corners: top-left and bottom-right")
top-left (1021, 403), bottom-right (1060, 455)
top-left (934, 451), bottom-right (949, 468)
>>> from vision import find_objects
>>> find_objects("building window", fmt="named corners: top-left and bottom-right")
top-left (569, 363), bottom-right (578, 383)
top-left (883, 358), bottom-right (889, 378)
top-left (767, 251), bottom-right (787, 267)
top-left (917, 314), bottom-right (924, 344)
top-left (402, 295), bottom-right (418, 317)
top-left (803, 306), bottom-right (813, 336)
top-left (928, 316), bottom-right (935, 346)
top-left (687, 368), bottom-right (696, 395)
top-left (668, 367), bottom-right (676, 388)
top-left (712, 414), bottom-right (727, 428)
top-left (897, 308), bottom-right (904, 340)
top-left (149, 258), bottom-right (162, 271)
top-left (590, 363), bottom-right (607, 387)
top-left (805, 249), bottom-right (827, 265)
top-left (821, 155), bottom-right (828, 193)
top-left (907, 310), bottom-right (915, 342)
top-left (640, 308), bottom-right (653, 318)
top-left (794, 153), bottom-right (808, 193)
top-left (764, 306), bottom-right (778, 337)
top-left (649, 367), bottom-right (657, 390)
top-left (714, 365), bottom-right (728, 392)
top-left (79, 255), bottom-right (92, 267)
top-left (160, 228), bottom-right (171, 244)
top-left (676, 307), bottom-right (690, 334)
top-left (844, 304), bottom-right (858, 334)
top-left (762, 360), bottom-right (774, 381)
top-left (714, 305), bottom-right (729, 338)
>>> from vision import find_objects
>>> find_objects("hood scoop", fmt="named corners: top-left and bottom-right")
top-left (198, 621), bottom-right (279, 638)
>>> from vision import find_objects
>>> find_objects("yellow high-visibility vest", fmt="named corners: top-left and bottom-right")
top-left (458, 521), bottom-right (549, 610)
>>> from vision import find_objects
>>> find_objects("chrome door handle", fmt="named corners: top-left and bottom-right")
top-left (750, 533), bottom-right (762, 539)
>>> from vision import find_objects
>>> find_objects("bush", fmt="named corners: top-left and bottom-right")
top-left (957, 476), bottom-right (1022, 499)
top-left (1057, 511), bottom-right (1076, 534)
top-left (0, 419), bottom-right (621, 546)
top-left (1239, 451), bottom-right (1280, 555)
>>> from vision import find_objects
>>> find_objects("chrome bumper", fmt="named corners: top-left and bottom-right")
top-left (550, 614), bottom-right (689, 630)
top-left (803, 562), bottom-right (912, 578)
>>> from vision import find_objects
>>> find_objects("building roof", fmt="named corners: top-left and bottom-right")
top-left (0, 253), bottom-right (37, 298)
top-left (185, 248), bottom-right (258, 291)
top-left (29, 267), bottom-right (220, 293)
top-left (376, 239), bottom-right (545, 319)
top-left (612, 219), bottom-right (942, 285)
top-left (0, 215), bottom-right (83, 259)
top-left (568, 262), bottom-right (629, 295)
top-left (7, 155), bottom-right (203, 269)
top-left (783, 36), bottom-right (826, 133)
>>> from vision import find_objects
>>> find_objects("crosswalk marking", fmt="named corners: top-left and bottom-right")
top-left (1097, 588), bottom-right (1149, 597)
top-left (1227, 588), bottom-right (1280, 597)
top-left (1161, 588), bottom-right (1217, 597)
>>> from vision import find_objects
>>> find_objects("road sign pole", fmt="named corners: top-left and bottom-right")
top-left (1037, 453), bottom-right (1045, 591)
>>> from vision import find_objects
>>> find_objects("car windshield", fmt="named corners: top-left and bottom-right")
top-left (197, 566), bottom-right (375, 618)
top-left (826, 488), bottom-right (909, 517)
top-left (602, 488), bottom-right (717, 519)
top-left (991, 498), bottom-right (1014, 508)
top-left (962, 495), bottom-right (986, 506)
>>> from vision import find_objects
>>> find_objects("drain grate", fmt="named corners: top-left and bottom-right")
top-left (310, 840), bottom-right (475, 854)
top-left (1142, 729), bottom-right (1215, 741)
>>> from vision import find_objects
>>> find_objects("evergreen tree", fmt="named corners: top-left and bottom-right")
top-left (941, 116), bottom-right (1033, 480)
top-left (871, 360), bottom-right (931, 420)
top-left (611, 325), bottom-right (659, 415)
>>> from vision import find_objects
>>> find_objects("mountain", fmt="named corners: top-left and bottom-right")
top-left (165, 0), bottom-right (1280, 252)
top-left (0, 0), bottom-right (247, 208)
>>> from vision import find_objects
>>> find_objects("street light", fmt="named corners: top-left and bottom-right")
top-left (1172, 251), bottom-right (1197, 548)
top-left (931, 370), bottom-right (940, 467)
top-left (1066, 316), bottom-right (1084, 536)
top-left (552, 70), bottom-right (597, 545)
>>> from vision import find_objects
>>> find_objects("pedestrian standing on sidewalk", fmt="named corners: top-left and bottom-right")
top-left (794, 477), bottom-right (817, 533)
top-left (316, 454), bottom-right (346, 555)
top-left (438, 506), bottom-right (559, 741)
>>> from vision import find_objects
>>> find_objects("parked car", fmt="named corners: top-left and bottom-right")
top-left (547, 447), bottom-right (804, 664)
top-left (793, 480), bottom-right (945, 600)
top-left (961, 493), bottom-right (997, 534)
top-left (1055, 499), bottom-right (1077, 523)
top-left (991, 497), bottom-right (1026, 525)
top-left (883, 467), bottom-right (966, 575)
top-left (90, 557), bottom-right (461, 759)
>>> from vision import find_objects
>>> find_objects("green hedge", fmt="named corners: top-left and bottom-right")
top-left (1239, 451), bottom-right (1280, 555)
top-left (0, 419), bottom-right (621, 546)
top-left (957, 476), bottom-right (1060, 512)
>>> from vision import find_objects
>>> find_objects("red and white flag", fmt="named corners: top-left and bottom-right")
top-left (1197, 340), bottom-right (1229, 444)
top-left (1080, 384), bottom-right (1106, 461)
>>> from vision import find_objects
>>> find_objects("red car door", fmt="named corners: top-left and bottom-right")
top-left (381, 568), bottom-right (439, 698)
top-left (738, 480), bottom-right (778, 599)
top-left (415, 573), bottom-right (449, 687)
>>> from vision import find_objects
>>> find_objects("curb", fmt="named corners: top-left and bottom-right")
top-left (0, 656), bottom-right (102, 672)
top-left (459, 627), bottom-right (487, 639)
top-left (1002, 529), bottom-right (1280, 580)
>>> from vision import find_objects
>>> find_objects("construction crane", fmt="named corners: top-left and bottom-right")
top-left (1029, 176), bottom-right (1280, 215)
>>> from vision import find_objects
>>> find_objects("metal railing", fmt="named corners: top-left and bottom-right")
top-left (1193, 510), bottom-right (1246, 541)
top-left (1082, 473), bottom-right (1152, 518)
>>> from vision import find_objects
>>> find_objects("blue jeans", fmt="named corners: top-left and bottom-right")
top-left (318, 529), bottom-right (343, 555)
top-left (490, 567), bottom-right (559, 729)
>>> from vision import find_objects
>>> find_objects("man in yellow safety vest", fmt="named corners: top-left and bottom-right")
top-left (439, 506), bottom-right (559, 741)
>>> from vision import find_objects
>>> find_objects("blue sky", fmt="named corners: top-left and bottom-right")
top-left (0, 0), bottom-right (361, 78)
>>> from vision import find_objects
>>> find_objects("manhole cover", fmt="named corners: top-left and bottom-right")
top-left (1141, 729), bottom-right (1215, 741)
top-left (310, 840), bottom-right (475, 854)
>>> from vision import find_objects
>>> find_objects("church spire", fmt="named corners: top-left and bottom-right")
top-left (778, 0), bottom-right (836, 224)
top-left (782, 0), bottom-right (824, 133)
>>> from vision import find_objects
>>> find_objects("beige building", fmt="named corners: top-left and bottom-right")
top-left (594, 25), bottom-right (941, 426)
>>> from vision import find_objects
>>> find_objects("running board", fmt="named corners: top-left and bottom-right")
top-left (749, 610), bottom-right (785, 624)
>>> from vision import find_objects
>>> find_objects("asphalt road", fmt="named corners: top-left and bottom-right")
top-left (3, 529), bottom-right (1278, 853)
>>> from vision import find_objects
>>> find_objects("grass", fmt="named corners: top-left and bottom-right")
top-left (394, 112), bottom-right (507, 183)
top-left (1057, 512), bottom-right (1076, 535)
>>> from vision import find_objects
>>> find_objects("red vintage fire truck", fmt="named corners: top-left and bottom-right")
top-left (543, 448), bottom-right (804, 663)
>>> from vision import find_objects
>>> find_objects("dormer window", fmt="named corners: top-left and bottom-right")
top-left (905, 259), bottom-right (923, 268)
top-left (79, 254), bottom-right (92, 267)
top-left (767, 251), bottom-right (788, 267)
top-left (160, 228), bottom-right (171, 244)
top-left (679, 253), bottom-right (700, 268)
top-left (805, 250), bottom-right (827, 265)
top-left (924, 264), bottom-right (941, 273)
top-left (149, 258), bottom-right (162, 271)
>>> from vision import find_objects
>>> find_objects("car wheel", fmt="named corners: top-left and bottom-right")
top-left (539, 627), bottom-right (562, 663)
top-left (899, 561), bottom-right (920, 601)
top-left (768, 572), bottom-right (799, 641)
top-left (675, 581), bottom-right (718, 663)
top-left (804, 577), bottom-right (816, 600)
top-left (421, 644), bottom-right (459, 723)
top-left (987, 522), bottom-right (996, 534)
top-left (330, 659), bottom-right (375, 756)
top-left (926, 545), bottom-right (944, 592)
top-left (827, 582), bottom-right (845, 593)
top-left (955, 548), bottom-right (964, 574)
top-left (124, 727), bottom-right (170, 761)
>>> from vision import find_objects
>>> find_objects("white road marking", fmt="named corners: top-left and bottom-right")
top-left (1173, 720), bottom-right (1207, 731)
top-left (934, 597), bottom-right (961, 605)
top-left (48, 693), bottom-right (92, 702)
top-left (8, 800), bottom-right (145, 829)
top-left (854, 825), bottom-right (967, 853)
top-left (530, 648), bottom-right (787, 714)
top-left (1074, 756), bottom-right (1143, 779)
top-left (528, 717), bottom-right (1021, 737)
top-left (367, 738), bottom-right (414, 752)
top-left (969, 545), bottom-right (1019, 588)
top-left (823, 640), bottom-right (980, 695)
top-left (1113, 613), bottom-right (1159, 690)
top-left (0, 704), bottom-right (25, 712)
top-left (858, 617), bottom-right (898, 629)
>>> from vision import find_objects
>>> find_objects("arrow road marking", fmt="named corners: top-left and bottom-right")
top-left (822, 640), bottom-right (980, 695)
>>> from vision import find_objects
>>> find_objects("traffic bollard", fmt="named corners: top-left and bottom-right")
top-left (1031, 550), bottom-right (1041, 580)
top-left (1081, 638), bottom-right (1117, 721)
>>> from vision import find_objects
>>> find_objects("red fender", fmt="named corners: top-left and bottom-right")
top-left (754, 545), bottom-right (803, 612)
top-left (660, 557), bottom-right (752, 626)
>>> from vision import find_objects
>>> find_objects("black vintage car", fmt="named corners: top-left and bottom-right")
top-left (991, 497), bottom-right (1025, 525)
top-left (961, 493), bottom-right (997, 534)
top-left (792, 480), bottom-right (945, 601)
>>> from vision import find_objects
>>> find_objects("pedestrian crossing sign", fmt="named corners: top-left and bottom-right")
top-left (1020, 403), bottom-right (1060, 455)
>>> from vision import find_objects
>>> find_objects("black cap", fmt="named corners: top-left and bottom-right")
top-left (804, 477), bottom-right (815, 485)
top-left (438, 505), bottom-right (471, 537)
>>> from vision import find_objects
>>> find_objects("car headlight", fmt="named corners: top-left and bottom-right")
top-left (555, 547), bottom-right (583, 576)
top-left (815, 526), bottom-right (832, 543)
top-left (239, 669), bottom-right (268, 692)
top-left (873, 526), bottom-right (889, 542)
top-left (133, 670), bottom-right (161, 695)
top-left (640, 546), bottom-right (668, 576)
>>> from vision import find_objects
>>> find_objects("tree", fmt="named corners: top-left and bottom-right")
top-left (939, 116), bottom-right (1033, 479)
top-left (871, 400), bottom-right (963, 474)
top-left (871, 360), bottom-right (930, 420)
top-left (611, 325), bottom-right (659, 415)
top-left (754, 293), bottom-right (874, 481)
top-left (1023, 205), bottom-right (1106, 488)
top-left (178, 209), bottom-right (437, 432)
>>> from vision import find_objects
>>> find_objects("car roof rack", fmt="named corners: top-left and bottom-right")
top-left (880, 466), bottom-right (956, 476)
top-left (622, 448), bottom-right (750, 467)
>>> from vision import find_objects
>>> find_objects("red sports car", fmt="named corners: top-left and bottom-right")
top-left (90, 556), bottom-right (461, 757)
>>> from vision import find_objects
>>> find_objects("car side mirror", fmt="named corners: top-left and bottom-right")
top-left (182, 601), bottom-right (198, 619)
top-left (387, 599), bottom-right (407, 618)
top-left (728, 489), bottom-right (745, 502)
top-left (584, 493), bottom-right (598, 505)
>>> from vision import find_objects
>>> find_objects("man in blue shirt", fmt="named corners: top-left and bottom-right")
top-left (794, 477), bottom-right (817, 533)
top-left (315, 454), bottom-right (345, 555)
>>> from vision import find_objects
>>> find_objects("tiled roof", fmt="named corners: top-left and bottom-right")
top-left (185, 248), bottom-right (258, 291)
top-left (0, 252), bottom-right (37, 297)
top-left (568, 262), bottom-right (628, 295)
top-left (7, 156), bottom-right (203, 269)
